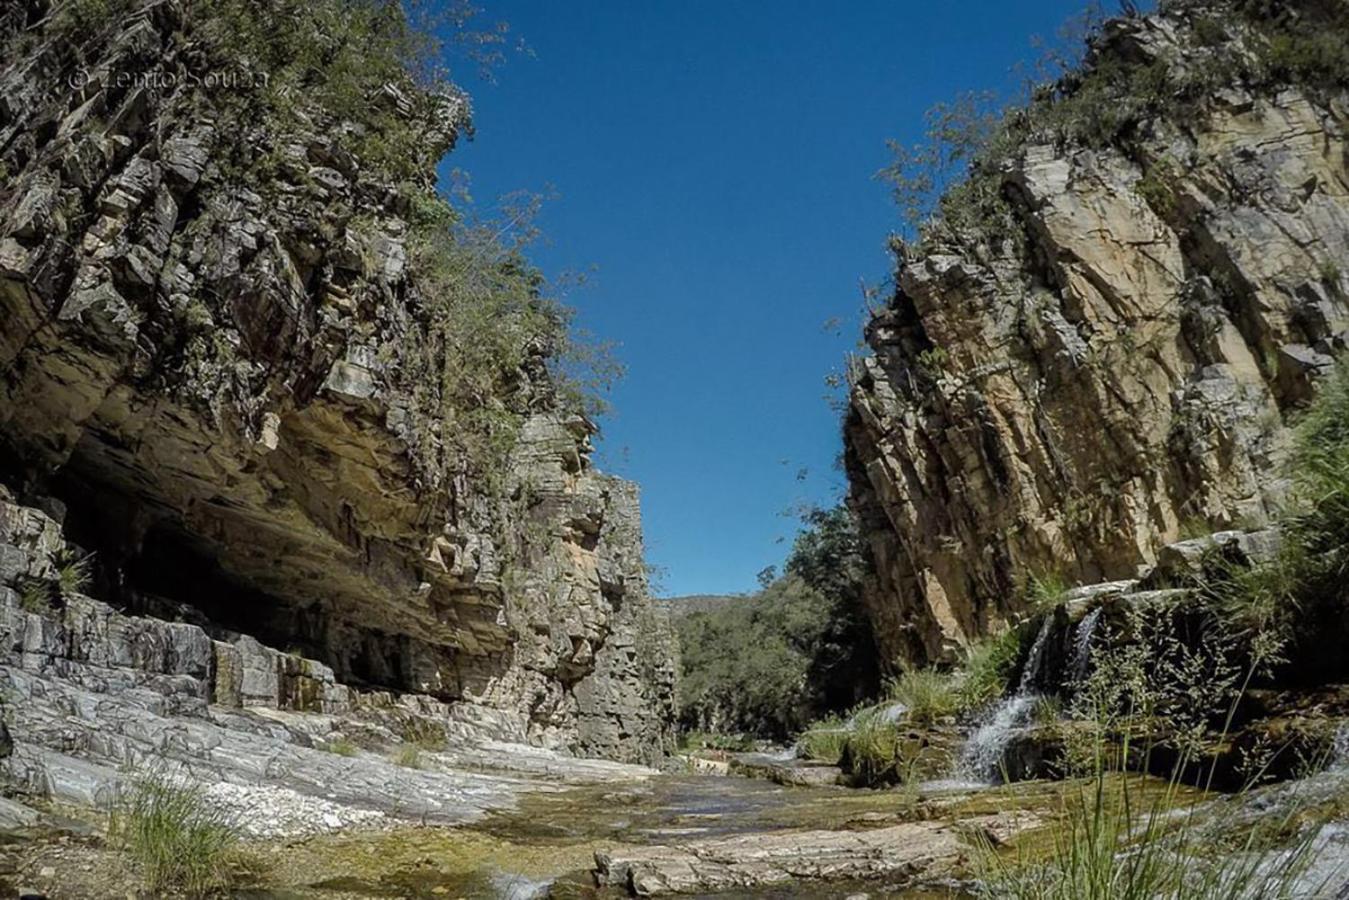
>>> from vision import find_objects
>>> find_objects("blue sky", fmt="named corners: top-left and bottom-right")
top-left (444, 1), bottom-right (1122, 597)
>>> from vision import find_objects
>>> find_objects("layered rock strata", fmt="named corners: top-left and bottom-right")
top-left (0, 489), bottom-right (657, 837)
top-left (0, 1), bottom-right (675, 763)
top-left (847, 3), bottom-right (1349, 665)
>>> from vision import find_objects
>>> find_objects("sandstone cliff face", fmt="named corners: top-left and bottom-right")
top-left (847, 3), bottom-right (1349, 667)
top-left (0, 1), bottom-right (674, 763)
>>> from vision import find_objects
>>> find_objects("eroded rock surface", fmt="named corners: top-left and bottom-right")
top-left (594, 813), bottom-right (1034, 896)
top-left (0, 1), bottom-right (675, 763)
top-left (847, 5), bottom-right (1349, 665)
top-left (0, 490), bottom-right (656, 839)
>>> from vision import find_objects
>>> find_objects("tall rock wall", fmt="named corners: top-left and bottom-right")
top-left (0, 0), bottom-right (674, 763)
top-left (846, 2), bottom-right (1349, 667)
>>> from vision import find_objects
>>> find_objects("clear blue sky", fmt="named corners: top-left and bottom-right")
top-left (443, 1), bottom-right (1132, 597)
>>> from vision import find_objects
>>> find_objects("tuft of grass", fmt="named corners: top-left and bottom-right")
top-left (109, 772), bottom-right (256, 896)
top-left (1025, 572), bottom-right (1070, 610)
top-left (1319, 259), bottom-right (1342, 287)
top-left (17, 578), bottom-right (52, 615)
top-left (323, 738), bottom-right (359, 757)
top-left (977, 729), bottom-right (1334, 899)
top-left (55, 550), bottom-right (93, 598)
top-left (887, 668), bottom-right (961, 725)
top-left (958, 628), bottom-right (1023, 711)
top-left (390, 745), bottom-right (423, 769)
top-left (399, 719), bottom-right (448, 752)
top-left (842, 713), bottom-right (903, 785)
top-left (796, 721), bottom-right (850, 764)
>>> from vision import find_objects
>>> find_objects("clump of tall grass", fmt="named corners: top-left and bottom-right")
top-left (958, 627), bottom-right (1023, 711)
top-left (109, 772), bottom-right (256, 896)
top-left (977, 726), bottom-right (1337, 899)
top-left (796, 714), bottom-right (850, 763)
top-left (887, 668), bottom-right (961, 725)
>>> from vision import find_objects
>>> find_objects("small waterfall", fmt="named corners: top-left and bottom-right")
top-left (1070, 607), bottom-right (1103, 686)
top-left (953, 693), bottom-right (1037, 783)
top-left (947, 615), bottom-right (1057, 785)
top-left (1016, 614), bottom-right (1056, 694)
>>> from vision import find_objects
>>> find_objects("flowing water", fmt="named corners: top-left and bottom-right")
top-left (948, 615), bottom-right (1056, 785)
top-left (1070, 607), bottom-right (1102, 686)
top-left (254, 774), bottom-right (990, 898)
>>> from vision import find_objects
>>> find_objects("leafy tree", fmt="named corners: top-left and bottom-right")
top-left (675, 505), bottom-right (881, 740)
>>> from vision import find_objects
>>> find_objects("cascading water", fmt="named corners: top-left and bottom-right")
top-left (950, 616), bottom-right (1056, 784)
top-left (1070, 607), bottom-right (1103, 686)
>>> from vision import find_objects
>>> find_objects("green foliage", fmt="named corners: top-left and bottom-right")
top-left (884, 1), bottom-right (1349, 255)
top-left (183, 0), bottom-right (517, 182)
top-left (886, 668), bottom-right (960, 725)
top-left (1320, 259), bottom-right (1342, 286)
top-left (796, 719), bottom-right (850, 764)
top-left (56, 550), bottom-right (92, 598)
top-left (676, 504), bottom-right (880, 741)
top-left (109, 772), bottom-right (256, 896)
top-left (783, 505), bottom-right (882, 712)
top-left (1200, 355), bottom-right (1349, 675)
top-left (51, 0), bottom-right (131, 35)
top-left (958, 627), bottom-right (1023, 710)
top-left (17, 578), bottom-right (52, 616)
top-left (675, 577), bottom-right (830, 740)
top-left (1134, 156), bottom-right (1182, 220)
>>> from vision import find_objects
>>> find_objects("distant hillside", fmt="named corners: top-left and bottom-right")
top-left (661, 594), bottom-right (749, 619)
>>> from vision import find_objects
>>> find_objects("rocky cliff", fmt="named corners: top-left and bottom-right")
top-left (0, 0), bottom-right (675, 764)
top-left (846, 0), bottom-right (1349, 667)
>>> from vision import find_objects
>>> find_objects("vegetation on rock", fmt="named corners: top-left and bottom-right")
top-left (109, 772), bottom-right (258, 896)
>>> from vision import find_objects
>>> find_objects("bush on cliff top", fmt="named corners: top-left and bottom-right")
top-left (885, 0), bottom-right (1349, 252)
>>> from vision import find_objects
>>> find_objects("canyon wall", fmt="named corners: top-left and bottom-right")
top-left (846, 2), bottom-right (1349, 667)
top-left (0, 0), bottom-right (675, 764)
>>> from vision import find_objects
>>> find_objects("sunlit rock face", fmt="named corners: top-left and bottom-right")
top-left (0, 0), bottom-right (675, 764)
top-left (846, 4), bottom-right (1349, 668)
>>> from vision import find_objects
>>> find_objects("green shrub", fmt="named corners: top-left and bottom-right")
top-left (1319, 259), bottom-right (1341, 286)
top-left (886, 668), bottom-right (960, 725)
top-left (109, 773), bottom-right (255, 896)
